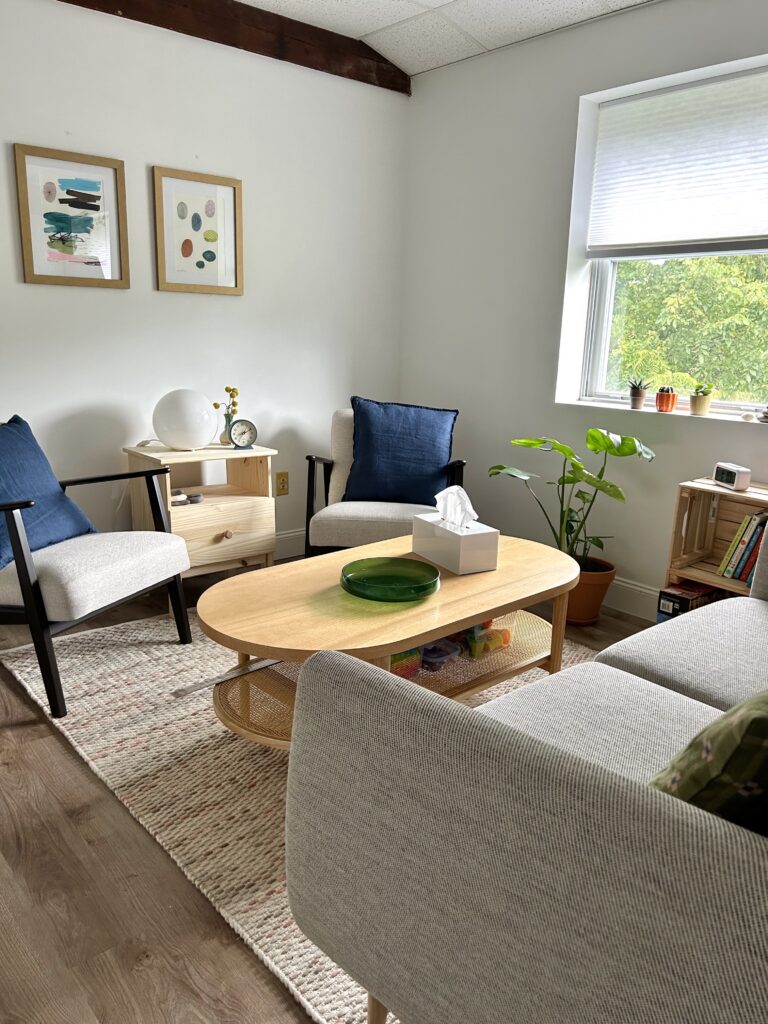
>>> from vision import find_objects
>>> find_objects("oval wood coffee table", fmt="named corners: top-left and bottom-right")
top-left (197, 535), bottom-right (579, 748)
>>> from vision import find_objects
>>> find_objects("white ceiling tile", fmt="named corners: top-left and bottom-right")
top-left (239, 0), bottom-right (425, 39)
top-left (442, 0), bottom-right (649, 50)
top-left (364, 11), bottom-right (485, 75)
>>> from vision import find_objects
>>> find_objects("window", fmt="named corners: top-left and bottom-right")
top-left (578, 66), bottom-right (768, 411)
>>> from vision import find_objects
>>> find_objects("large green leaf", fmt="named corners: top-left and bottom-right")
top-left (565, 462), bottom-right (626, 501)
top-left (488, 465), bottom-right (537, 480)
top-left (510, 437), bottom-right (580, 461)
top-left (585, 428), bottom-right (655, 461)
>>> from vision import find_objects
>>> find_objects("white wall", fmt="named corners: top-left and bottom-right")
top-left (401, 0), bottom-right (768, 617)
top-left (1, 0), bottom-right (406, 554)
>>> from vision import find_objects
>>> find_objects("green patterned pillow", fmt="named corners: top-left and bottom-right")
top-left (650, 691), bottom-right (768, 837)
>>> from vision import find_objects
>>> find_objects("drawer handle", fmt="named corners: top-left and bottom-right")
top-left (220, 529), bottom-right (234, 541)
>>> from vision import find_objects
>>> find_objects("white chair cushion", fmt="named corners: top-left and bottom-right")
top-left (0, 531), bottom-right (190, 621)
top-left (309, 500), bottom-right (436, 548)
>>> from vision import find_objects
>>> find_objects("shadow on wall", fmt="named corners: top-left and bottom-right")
top-left (40, 404), bottom-right (136, 531)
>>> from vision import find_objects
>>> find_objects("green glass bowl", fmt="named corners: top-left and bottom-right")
top-left (340, 557), bottom-right (440, 602)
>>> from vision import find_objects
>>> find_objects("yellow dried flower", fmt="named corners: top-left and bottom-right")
top-left (213, 402), bottom-right (220, 409)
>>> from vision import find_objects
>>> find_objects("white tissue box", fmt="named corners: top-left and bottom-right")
top-left (412, 513), bottom-right (499, 575)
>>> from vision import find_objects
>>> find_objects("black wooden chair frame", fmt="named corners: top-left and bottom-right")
top-left (304, 456), bottom-right (467, 558)
top-left (0, 467), bottom-right (191, 719)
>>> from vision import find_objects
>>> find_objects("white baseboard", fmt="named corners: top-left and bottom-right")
top-left (605, 575), bottom-right (658, 622)
top-left (276, 527), bottom-right (306, 561)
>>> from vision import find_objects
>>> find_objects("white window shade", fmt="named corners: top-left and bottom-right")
top-left (587, 70), bottom-right (768, 258)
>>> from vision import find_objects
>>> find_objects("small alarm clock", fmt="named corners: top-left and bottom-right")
top-left (713, 462), bottom-right (751, 491)
top-left (229, 418), bottom-right (258, 450)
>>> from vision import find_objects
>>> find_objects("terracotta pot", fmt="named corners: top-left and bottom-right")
top-left (629, 389), bottom-right (647, 410)
top-left (689, 393), bottom-right (713, 416)
top-left (566, 558), bottom-right (617, 625)
top-left (655, 391), bottom-right (678, 413)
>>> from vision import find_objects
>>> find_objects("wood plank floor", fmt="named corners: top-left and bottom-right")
top-left (0, 575), bottom-right (648, 1024)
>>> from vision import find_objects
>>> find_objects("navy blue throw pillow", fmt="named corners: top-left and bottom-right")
top-left (0, 416), bottom-right (96, 570)
top-left (343, 397), bottom-right (458, 506)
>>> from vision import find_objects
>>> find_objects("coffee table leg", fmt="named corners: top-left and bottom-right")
top-left (238, 651), bottom-right (251, 668)
top-left (549, 592), bottom-right (568, 673)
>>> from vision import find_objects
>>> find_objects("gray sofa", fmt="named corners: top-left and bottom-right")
top-left (286, 557), bottom-right (768, 1023)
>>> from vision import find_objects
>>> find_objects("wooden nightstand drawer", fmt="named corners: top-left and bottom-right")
top-left (123, 445), bottom-right (279, 577)
top-left (171, 494), bottom-right (276, 568)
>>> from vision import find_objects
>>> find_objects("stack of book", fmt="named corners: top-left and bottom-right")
top-left (717, 510), bottom-right (768, 585)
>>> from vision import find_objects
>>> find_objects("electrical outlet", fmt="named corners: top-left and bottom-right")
top-left (276, 471), bottom-right (289, 496)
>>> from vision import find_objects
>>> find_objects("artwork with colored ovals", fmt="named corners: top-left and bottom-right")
top-left (174, 193), bottom-right (220, 276)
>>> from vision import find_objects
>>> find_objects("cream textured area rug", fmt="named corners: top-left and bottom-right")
top-left (1, 613), bottom-right (594, 1024)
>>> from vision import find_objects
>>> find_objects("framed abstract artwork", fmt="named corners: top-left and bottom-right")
top-left (14, 144), bottom-right (130, 288)
top-left (153, 166), bottom-right (243, 295)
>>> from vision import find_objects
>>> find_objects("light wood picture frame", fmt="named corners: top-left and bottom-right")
top-left (14, 143), bottom-right (130, 288)
top-left (153, 166), bottom-right (243, 295)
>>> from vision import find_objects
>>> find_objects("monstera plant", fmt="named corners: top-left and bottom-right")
top-left (489, 428), bottom-right (655, 623)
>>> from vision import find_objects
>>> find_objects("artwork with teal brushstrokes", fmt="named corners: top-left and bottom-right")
top-left (15, 144), bottom-right (128, 287)
top-left (39, 171), bottom-right (108, 269)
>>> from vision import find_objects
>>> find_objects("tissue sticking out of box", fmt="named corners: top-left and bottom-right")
top-left (435, 485), bottom-right (478, 533)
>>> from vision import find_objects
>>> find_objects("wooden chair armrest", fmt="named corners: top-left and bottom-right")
top-left (446, 459), bottom-right (466, 487)
top-left (306, 456), bottom-right (335, 554)
top-left (58, 467), bottom-right (170, 489)
top-left (0, 498), bottom-right (35, 513)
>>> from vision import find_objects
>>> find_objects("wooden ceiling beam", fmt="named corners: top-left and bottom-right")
top-left (55, 0), bottom-right (411, 95)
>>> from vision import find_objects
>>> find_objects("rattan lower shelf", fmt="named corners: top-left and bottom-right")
top-left (212, 610), bottom-right (552, 748)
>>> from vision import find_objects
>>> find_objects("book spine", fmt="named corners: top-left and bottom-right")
top-left (718, 515), bottom-right (751, 575)
top-left (725, 515), bottom-right (759, 577)
top-left (739, 524), bottom-right (766, 581)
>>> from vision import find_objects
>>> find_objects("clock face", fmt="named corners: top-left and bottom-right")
top-left (715, 466), bottom-right (735, 485)
top-left (229, 418), bottom-right (257, 448)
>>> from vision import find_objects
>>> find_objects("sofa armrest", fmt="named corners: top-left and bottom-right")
top-left (286, 652), bottom-right (768, 1024)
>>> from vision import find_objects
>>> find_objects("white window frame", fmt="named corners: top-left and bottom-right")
top-left (580, 254), bottom-right (768, 415)
top-left (556, 52), bottom-right (768, 418)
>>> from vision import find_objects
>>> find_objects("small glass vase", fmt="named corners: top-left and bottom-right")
top-left (219, 412), bottom-right (233, 445)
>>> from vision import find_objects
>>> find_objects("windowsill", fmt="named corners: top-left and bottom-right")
top-left (560, 395), bottom-right (768, 426)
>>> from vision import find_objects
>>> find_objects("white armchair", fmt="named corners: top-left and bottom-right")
top-left (0, 467), bottom-right (190, 718)
top-left (305, 409), bottom-right (465, 557)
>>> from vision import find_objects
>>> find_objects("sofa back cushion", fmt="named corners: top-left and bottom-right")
top-left (343, 396), bottom-right (458, 506)
top-left (0, 416), bottom-right (96, 571)
top-left (650, 690), bottom-right (768, 837)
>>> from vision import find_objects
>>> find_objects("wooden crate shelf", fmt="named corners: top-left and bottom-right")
top-left (666, 477), bottom-right (768, 596)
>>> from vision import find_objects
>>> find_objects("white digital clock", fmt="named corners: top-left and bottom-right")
top-left (713, 462), bottom-right (751, 491)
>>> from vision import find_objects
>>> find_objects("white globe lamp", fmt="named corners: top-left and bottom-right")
top-left (152, 389), bottom-right (218, 451)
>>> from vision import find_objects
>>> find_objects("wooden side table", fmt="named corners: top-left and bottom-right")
top-left (123, 444), bottom-right (278, 577)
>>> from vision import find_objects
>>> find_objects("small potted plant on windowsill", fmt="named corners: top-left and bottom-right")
top-left (689, 382), bottom-right (715, 416)
top-left (489, 428), bottom-right (655, 625)
top-left (627, 377), bottom-right (653, 410)
top-left (656, 385), bottom-right (677, 412)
